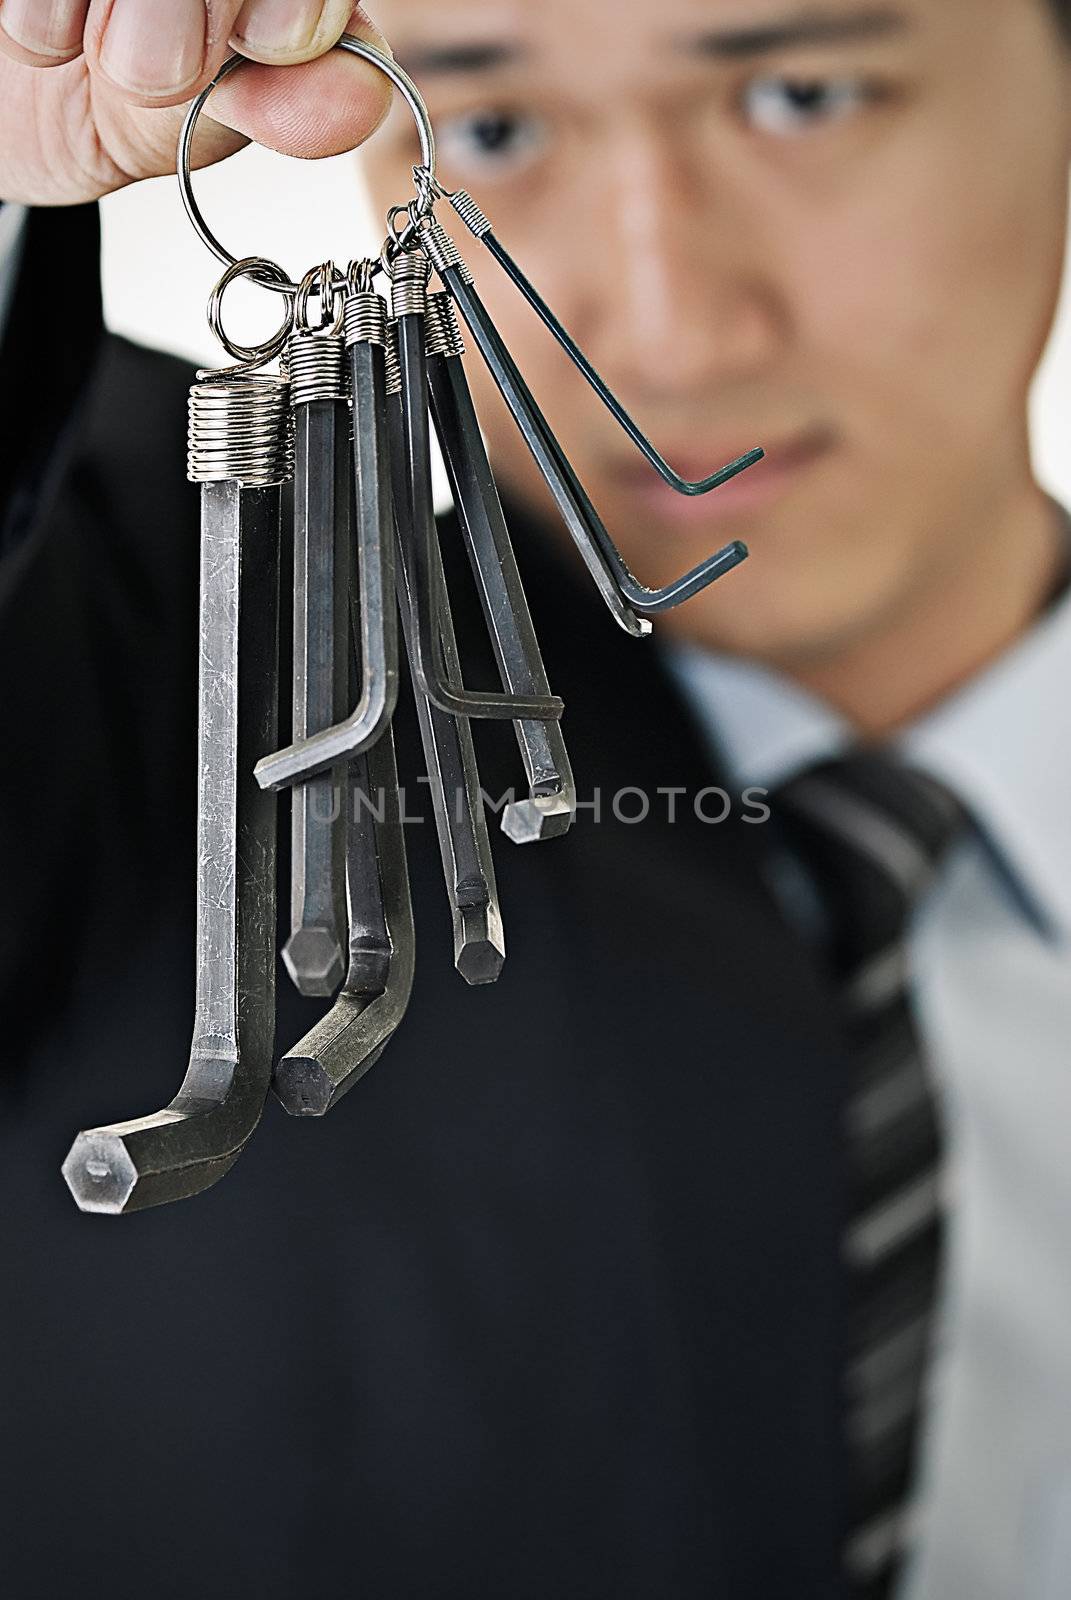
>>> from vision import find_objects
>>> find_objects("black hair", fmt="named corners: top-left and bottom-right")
top-left (1051, 0), bottom-right (1071, 41)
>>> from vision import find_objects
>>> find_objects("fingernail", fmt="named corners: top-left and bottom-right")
top-left (0, 0), bottom-right (85, 57)
top-left (100, 0), bottom-right (205, 94)
top-left (232, 0), bottom-right (334, 59)
top-left (349, 6), bottom-right (392, 56)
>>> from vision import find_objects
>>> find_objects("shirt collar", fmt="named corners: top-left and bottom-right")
top-left (664, 644), bottom-right (852, 791)
top-left (900, 575), bottom-right (1071, 941)
top-left (665, 555), bottom-right (1071, 944)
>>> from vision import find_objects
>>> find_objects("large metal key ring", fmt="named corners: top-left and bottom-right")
top-left (177, 35), bottom-right (437, 295)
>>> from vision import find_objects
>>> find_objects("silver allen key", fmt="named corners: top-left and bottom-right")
top-left (62, 372), bottom-right (289, 1213)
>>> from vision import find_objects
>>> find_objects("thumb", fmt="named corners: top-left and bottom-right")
top-left (202, 5), bottom-right (395, 164)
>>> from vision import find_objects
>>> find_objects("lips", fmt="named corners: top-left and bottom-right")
top-left (618, 426), bottom-right (834, 482)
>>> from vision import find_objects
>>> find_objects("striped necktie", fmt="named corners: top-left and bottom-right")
top-left (772, 753), bottom-right (968, 1599)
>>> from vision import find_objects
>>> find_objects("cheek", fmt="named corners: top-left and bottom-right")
top-left (789, 158), bottom-right (1067, 470)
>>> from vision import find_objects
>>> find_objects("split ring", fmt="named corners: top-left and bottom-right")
top-left (177, 35), bottom-right (437, 296)
top-left (207, 255), bottom-right (294, 365)
top-left (295, 263), bottom-right (346, 335)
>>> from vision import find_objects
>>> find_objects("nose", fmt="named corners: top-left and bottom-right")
top-left (576, 117), bottom-right (789, 398)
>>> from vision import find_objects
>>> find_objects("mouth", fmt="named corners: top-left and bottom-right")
top-left (612, 426), bottom-right (838, 526)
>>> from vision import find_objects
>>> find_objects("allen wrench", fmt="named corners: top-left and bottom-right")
top-left (274, 433), bottom-right (414, 1117)
top-left (255, 263), bottom-right (399, 792)
top-left (62, 365), bottom-right (290, 1212)
top-left (424, 289), bottom-right (575, 844)
top-left (258, 254), bottom-right (561, 797)
top-left (391, 247), bottom-right (565, 726)
top-left (500, 350), bottom-right (749, 614)
top-left (279, 283), bottom-right (350, 997)
top-left (387, 325), bottom-right (506, 985)
top-left (421, 237), bottom-right (648, 639)
top-left (421, 221), bottom-right (750, 620)
top-left (273, 723), bottom-right (415, 1117)
top-left (435, 179), bottom-right (765, 498)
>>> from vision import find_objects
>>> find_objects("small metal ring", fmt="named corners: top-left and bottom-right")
top-left (412, 164), bottom-right (442, 210)
top-left (177, 35), bottom-right (437, 293)
top-left (379, 197), bottom-right (433, 276)
top-left (347, 258), bottom-right (378, 295)
top-left (208, 255), bottom-right (294, 363)
top-left (295, 262), bottom-right (346, 334)
top-left (386, 202), bottom-right (418, 252)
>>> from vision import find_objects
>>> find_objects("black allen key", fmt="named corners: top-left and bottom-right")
top-left (255, 274), bottom-right (399, 791)
top-left (424, 289), bottom-right (575, 845)
top-left (273, 723), bottom-right (415, 1117)
top-left (281, 324), bottom-right (350, 996)
top-left (391, 248), bottom-right (565, 723)
top-left (386, 319), bottom-right (506, 986)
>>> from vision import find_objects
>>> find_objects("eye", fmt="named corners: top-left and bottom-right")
top-left (741, 76), bottom-right (873, 136)
top-left (435, 108), bottom-right (549, 179)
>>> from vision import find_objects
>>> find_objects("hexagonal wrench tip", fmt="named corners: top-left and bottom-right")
top-left (61, 1132), bottom-right (139, 1215)
top-left (454, 905), bottom-right (506, 986)
top-left (282, 925), bottom-right (346, 998)
top-left (272, 1056), bottom-right (337, 1118)
top-left (501, 792), bottom-right (575, 845)
top-left (275, 1018), bottom-right (393, 1117)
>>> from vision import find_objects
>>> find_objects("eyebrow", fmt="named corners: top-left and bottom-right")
top-left (399, 42), bottom-right (526, 76)
top-left (691, 8), bottom-right (912, 59)
top-left (397, 7), bottom-right (911, 80)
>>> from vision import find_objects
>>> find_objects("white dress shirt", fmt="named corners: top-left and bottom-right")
top-left (668, 573), bottom-right (1071, 1600)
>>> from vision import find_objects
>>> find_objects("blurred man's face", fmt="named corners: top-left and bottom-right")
top-left (362, 0), bottom-right (1071, 665)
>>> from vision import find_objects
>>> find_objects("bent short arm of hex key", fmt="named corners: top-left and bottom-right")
top-left (390, 393), bottom-right (506, 985)
top-left (273, 726), bottom-right (413, 1117)
top-left (427, 341), bottom-right (575, 844)
top-left (396, 310), bottom-right (565, 722)
top-left (255, 337), bottom-right (399, 792)
top-left (331, 605), bottom-right (392, 1000)
top-left (525, 393), bottom-right (750, 613)
top-left (435, 267), bottom-right (648, 638)
top-left (439, 265), bottom-right (749, 616)
top-left (62, 480), bottom-right (281, 1212)
top-left (471, 223), bottom-right (764, 499)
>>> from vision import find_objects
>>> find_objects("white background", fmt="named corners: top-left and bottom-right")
top-left (100, 149), bottom-right (1071, 506)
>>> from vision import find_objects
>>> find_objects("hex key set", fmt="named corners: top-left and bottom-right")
top-left (61, 36), bottom-right (761, 1214)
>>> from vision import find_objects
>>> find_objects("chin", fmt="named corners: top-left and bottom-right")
top-left (656, 553), bottom-right (870, 667)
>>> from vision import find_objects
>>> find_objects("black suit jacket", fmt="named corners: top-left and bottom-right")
top-left (0, 207), bottom-right (848, 1599)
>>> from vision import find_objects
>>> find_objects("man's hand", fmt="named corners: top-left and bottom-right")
top-left (0, 0), bottom-right (394, 205)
